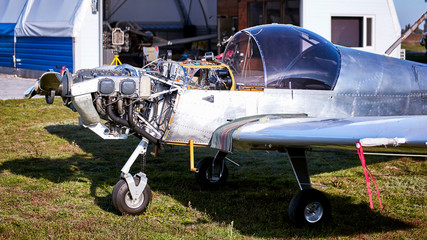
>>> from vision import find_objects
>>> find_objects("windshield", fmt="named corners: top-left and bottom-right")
top-left (222, 24), bottom-right (341, 90)
top-left (221, 31), bottom-right (264, 89)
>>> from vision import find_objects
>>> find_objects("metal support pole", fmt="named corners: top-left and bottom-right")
top-left (121, 138), bottom-right (149, 176)
top-left (287, 148), bottom-right (311, 190)
top-left (189, 140), bottom-right (198, 172)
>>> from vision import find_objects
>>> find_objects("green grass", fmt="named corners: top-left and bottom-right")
top-left (0, 98), bottom-right (426, 239)
top-left (402, 44), bottom-right (425, 53)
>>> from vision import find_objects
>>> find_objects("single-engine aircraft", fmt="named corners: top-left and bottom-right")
top-left (25, 24), bottom-right (427, 226)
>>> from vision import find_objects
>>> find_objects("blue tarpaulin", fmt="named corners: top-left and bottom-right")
top-left (0, 0), bottom-right (27, 68)
top-left (0, 0), bottom-right (27, 26)
top-left (0, 23), bottom-right (16, 36)
top-left (15, 0), bottom-right (84, 37)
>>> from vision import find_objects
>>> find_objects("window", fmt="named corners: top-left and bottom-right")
top-left (248, 2), bottom-right (263, 27)
top-left (366, 17), bottom-right (373, 46)
top-left (265, 2), bottom-right (281, 24)
top-left (222, 31), bottom-right (265, 88)
top-left (264, 27), bottom-right (341, 90)
top-left (222, 25), bottom-right (341, 91)
top-left (331, 16), bottom-right (374, 48)
top-left (331, 17), bottom-right (363, 47)
top-left (247, 0), bottom-right (300, 27)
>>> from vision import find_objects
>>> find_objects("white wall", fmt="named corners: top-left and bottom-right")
top-left (74, 0), bottom-right (100, 70)
top-left (301, 0), bottom-right (401, 58)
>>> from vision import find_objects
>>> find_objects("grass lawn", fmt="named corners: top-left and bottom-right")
top-left (0, 98), bottom-right (426, 239)
top-left (402, 44), bottom-right (425, 53)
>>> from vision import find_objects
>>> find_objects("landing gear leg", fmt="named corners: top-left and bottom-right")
top-left (195, 151), bottom-right (229, 189)
top-left (286, 148), bottom-right (331, 226)
top-left (112, 138), bottom-right (152, 215)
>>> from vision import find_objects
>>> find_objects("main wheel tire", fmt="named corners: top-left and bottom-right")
top-left (195, 157), bottom-right (228, 189)
top-left (288, 188), bottom-right (331, 226)
top-left (112, 177), bottom-right (152, 215)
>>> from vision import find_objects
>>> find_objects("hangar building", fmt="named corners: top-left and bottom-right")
top-left (0, 0), bottom-right (402, 78)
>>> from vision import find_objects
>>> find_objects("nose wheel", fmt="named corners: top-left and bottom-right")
top-left (112, 176), bottom-right (152, 215)
top-left (112, 139), bottom-right (153, 215)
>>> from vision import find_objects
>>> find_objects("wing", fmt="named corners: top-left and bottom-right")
top-left (210, 115), bottom-right (427, 152)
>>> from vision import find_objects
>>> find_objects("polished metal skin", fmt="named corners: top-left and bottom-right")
top-left (165, 90), bottom-right (261, 144)
top-left (165, 24), bottom-right (427, 149)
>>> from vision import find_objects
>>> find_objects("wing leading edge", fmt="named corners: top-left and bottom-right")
top-left (210, 115), bottom-right (427, 152)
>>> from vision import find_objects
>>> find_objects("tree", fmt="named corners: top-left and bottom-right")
top-left (414, 26), bottom-right (423, 34)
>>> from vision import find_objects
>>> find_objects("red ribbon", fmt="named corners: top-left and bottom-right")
top-left (356, 142), bottom-right (383, 210)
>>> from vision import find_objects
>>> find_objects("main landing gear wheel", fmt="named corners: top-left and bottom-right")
top-left (195, 157), bottom-right (228, 189)
top-left (112, 176), bottom-right (152, 215)
top-left (288, 188), bottom-right (331, 226)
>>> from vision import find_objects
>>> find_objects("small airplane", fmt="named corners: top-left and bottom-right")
top-left (25, 24), bottom-right (427, 226)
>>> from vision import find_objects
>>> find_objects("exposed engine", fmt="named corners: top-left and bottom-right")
top-left (64, 62), bottom-right (186, 145)
top-left (25, 56), bottom-right (233, 145)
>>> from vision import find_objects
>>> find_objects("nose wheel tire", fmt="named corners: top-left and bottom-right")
top-left (112, 177), bottom-right (152, 215)
top-left (195, 157), bottom-right (228, 189)
top-left (288, 188), bottom-right (331, 226)
top-left (45, 90), bottom-right (55, 104)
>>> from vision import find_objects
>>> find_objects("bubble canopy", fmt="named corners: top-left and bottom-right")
top-left (222, 24), bottom-right (341, 90)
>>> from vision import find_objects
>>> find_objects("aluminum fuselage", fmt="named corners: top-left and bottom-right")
top-left (165, 46), bottom-right (427, 145)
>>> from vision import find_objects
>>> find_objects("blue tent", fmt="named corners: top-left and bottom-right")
top-left (14, 0), bottom-right (94, 74)
top-left (0, 0), bottom-right (100, 76)
top-left (0, 0), bottom-right (27, 69)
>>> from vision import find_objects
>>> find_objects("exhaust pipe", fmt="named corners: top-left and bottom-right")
top-left (128, 103), bottom-right (160, 145)
top-left (106, 97), bottom-right (159, 145)
top-left (107, 98), bottom-right (130, 127)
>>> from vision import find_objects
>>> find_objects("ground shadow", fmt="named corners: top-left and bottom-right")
top-left (0, 124), bottom-right (416, 238)
top-left (406, 51), bottom-right (427, 63)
